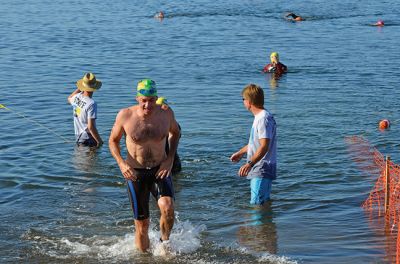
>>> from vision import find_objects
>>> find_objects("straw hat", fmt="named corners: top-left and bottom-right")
top-left (76, 73), bottom-right (102, 92)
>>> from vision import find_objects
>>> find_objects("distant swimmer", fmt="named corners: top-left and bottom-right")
top-left (68, 73), bottom-right (103, 147)
top-left (263, 52), bottom-right (287, 75)
top-left (154, 11), bottom-right (165, 19)
top-left (372, 19), bottom-right (384, 26)
top-left (379, 119), bottom-right (390, 130)
top-left (285, 12), bottom-right (304, 21)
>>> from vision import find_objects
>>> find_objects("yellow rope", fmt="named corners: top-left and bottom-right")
top-left (0, 103), bottom-right (71, 143)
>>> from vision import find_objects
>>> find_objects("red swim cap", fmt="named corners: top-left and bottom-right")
top-left (379, 119), bottom-right (390, 129)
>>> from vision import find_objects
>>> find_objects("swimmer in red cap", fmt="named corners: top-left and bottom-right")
top-left (372, 19), bottom-right (384, 26)
top-left (379, 119), bottom-right (390, 130)
top-left (285, 12), bottom-right (304, 21)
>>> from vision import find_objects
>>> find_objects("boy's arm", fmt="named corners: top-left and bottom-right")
top-left (68, 88), bottom-right (80, 104)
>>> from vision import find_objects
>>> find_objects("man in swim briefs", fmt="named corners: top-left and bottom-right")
top-left (109, 79), bottom-right (180, 252)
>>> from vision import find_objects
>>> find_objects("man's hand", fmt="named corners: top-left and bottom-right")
top-left (230, 152), bottom-right (244, 163)
top-left (118, 161), bottom-right (137, 181)
top-left (157, 158), bottom-right (173, 179)
top-left (238, 163), bottom-right (252, 177)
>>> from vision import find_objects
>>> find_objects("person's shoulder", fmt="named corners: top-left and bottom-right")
top-left (121, 105), bottom-right (137, 113)
top-left (258, 115), bottom-right (275, 131)
top-left (90, 98), bottom-right (97, 106)
top-left (261, 109), bottom-right (270, 118)
top-left (82, 95), bottom-right (95, 105)
top-left (117, 106), bottom-right (137, 119)
top-left (80, 97), bottom-right (96, 110)
top-left (264, 111), bottom-right (276, 125)
top-left (160, 105), bottom-right (175, 117)
top-left (258, 110), bottom-right (273, 121)
top-left (264, 109), bottom-right (275, 117)
top-left (278, 62), bottom-right (287, 68)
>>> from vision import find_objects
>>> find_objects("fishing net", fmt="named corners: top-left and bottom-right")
top-left (346, 135), bottom-right (400, 263)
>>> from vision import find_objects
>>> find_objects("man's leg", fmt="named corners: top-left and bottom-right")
top-left (127, 176), bottom-right (151, 252)
top-left (157, 196), bottom-right (174, 241)
top-left (250, 178), bottom-right (272, 205)
top-left (134, 218), bottom-right (150, 252)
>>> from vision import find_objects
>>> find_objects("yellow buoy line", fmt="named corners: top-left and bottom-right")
top-left (0, 103), bottom-right (71, 143)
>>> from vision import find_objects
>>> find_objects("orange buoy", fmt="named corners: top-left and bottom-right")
top-left (379, 119), bottom-right (390, 129)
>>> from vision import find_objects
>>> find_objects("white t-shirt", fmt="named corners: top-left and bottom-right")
top-left (70, 93), bottom-right (97, 143)
top-left (247, 109), bottom-right (277, 179)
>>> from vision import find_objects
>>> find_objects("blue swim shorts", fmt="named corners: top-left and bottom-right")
top-left (250, 178), bottom-right (272, 205)
top-left (127, 166), bottom-right (174, 220)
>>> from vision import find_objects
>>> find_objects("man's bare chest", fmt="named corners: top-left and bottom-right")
top-left (127, 120), bottom-right (169, 142)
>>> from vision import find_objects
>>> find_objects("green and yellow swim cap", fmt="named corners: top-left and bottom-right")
top-left (156, 97), bottom-right (168, 105)
top-left (270, 52), bottom-right (279, 62)
top-left (137, 79), bottom-right (158, 97)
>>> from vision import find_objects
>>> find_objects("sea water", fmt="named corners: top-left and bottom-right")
top-left (1, 0), bottom-right (400, 263)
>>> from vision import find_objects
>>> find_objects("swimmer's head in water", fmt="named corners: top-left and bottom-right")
top-left (286, 13), bottom-right (298, 19)
top-left (376, 20), bottom-right (384, 26)
top-left (379, 119), bottom-right (390, 129)
top-left (286, 12), bottom-right (303, 21)
top-left (137, 79), bottom-right (158, 97)
top-left (270, 52), bottom-right (279, 63)
top-left (155, 11), bottom-right (164, 19)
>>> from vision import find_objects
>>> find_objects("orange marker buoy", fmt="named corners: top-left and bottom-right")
top-left (379, 119), bottom-right (390, 129)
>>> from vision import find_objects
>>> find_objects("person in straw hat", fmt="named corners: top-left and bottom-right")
top-left (68, 72), bottom-right (103, 147)
top-left (109, 79), bottom-right (180, 252)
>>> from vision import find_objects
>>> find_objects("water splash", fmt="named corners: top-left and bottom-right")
top-left (257, 252), bottom-right (298, 264)
top-left (55, 217), bottom-right (206, 261)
